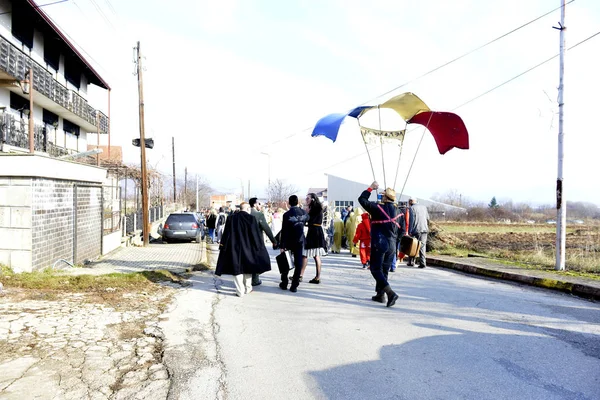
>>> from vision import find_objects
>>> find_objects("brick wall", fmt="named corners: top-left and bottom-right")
top-left (75, 185), bottom-right (102, 264)
top-left (31, 179), bottom-right (74, 270)
top-left (31, 179), bottom-right (102, 270)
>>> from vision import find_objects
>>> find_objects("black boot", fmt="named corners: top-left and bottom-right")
top-left (383, 285), bottom-right (398, 307)
top-left (371, 292), bottom-right (385, 303)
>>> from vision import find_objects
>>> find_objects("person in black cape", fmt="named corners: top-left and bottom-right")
top-left (215, 202), bottom-right (271, 297)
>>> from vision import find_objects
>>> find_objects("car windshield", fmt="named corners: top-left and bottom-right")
top-left (166, 214), bottom-right (197, 224)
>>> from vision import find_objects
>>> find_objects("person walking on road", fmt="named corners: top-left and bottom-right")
top-left (358, 181), bottom-right (400, 307)
top-left (300, 193), bottom-right (327, 284)
top-left (331, 212), bottom-right (344, 254)
top-left (353, 212), bottom-right (371, 269)
top-left (249, 198), bottom-right (278, 286)
top-left (215, 203), bottom-right (271, 297)
top-left (279, 195), bottom-right (307, 292)
top-left (407, 197), bottom-right (429, 268)
top-left (206, 209), bottom-right (218, 242)
top-left (215, 207), bottom-right (227, 243)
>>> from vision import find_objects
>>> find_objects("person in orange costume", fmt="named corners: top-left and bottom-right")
top-left (353, 212), bottom-right (372, 268)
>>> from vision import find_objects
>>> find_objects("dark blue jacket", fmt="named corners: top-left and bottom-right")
top-left (358, 190), bottom-right (399, 243)
top-left (280, 206), bottom-right (307, 251)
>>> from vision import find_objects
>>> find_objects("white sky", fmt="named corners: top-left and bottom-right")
top-left (44, 0), bottom-right (600, 205)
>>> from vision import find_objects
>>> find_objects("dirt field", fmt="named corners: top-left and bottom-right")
top-left (432, 222), bottom-right (600, 273)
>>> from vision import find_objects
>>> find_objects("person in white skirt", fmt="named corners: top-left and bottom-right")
top-left (300, 193), bottom-right (327, 284)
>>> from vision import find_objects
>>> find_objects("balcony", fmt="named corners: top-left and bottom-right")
top-left (0, 34), bottom-right (108, 133)
top-left (0, 112), bottom-right (75, 156)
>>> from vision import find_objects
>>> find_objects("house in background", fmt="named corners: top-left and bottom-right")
top-left (307, 187), bottom-right (327, 202)
top-left (0, 0), bottom-right (117, 273)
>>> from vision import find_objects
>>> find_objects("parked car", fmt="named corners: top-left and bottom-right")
top-left (161, 213), bottom-right (204, 243)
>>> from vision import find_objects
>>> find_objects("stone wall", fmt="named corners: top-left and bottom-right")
top-left (0, 178), bottom-right (33, 272)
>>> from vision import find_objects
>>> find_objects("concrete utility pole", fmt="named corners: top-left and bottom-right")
top-left (554, 0), bottom-right (566, 270)
top-left (172, 136), bottom-right (176, 203)
top-left (135, 41), bottom-right (150, 246)
top-left (184, 167), bottom-right (188, 207)
top-left (196, 175), bottom-right (199, 212)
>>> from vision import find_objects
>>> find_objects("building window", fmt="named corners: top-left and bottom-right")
top-left (11, 4), bottom-right (34, 49)
top-left (333, 201), bottom-right (354, 213)
top-left (63, 119), bottom-right (80, 136)
top-left (10, 92), bottom-right (29, 113)
top-left (43, 109), bottom-right (58, 126)
top-left (44, 39), bottom-right (60, 71)
top-left (65, 59), bottom-right (81, 89)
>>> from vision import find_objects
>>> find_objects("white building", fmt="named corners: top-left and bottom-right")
top-left (0, 0), bottom-right (110, 156)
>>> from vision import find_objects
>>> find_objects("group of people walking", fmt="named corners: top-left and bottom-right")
top-left (214, 183), bottom-right (429, 308)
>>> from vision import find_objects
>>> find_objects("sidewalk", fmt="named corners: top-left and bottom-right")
top-left (428, 255), bottom-right (600, 301)
top-left (66, 241), bottom-right (205, 276)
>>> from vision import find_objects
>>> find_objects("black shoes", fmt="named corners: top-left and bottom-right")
top-left (279, 282), bottom-right (287, 290)
top-left (290, 286), bottom-right (298, 293)
top-left (387, 293), bottom-right (399, 307)
top-left (418, 264), bottom-right (426, 269)
top-left (309, 278), bottom-right (320, 284)
top-left (371, 294), bottom-right (385, 303)
top-left (252, 280), bottom-right (262, 286)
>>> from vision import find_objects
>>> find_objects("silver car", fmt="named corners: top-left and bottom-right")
top-left (161, 213), bottom-right (204, 243)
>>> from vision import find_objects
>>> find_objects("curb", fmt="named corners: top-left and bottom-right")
top-left (428, 258), bottom-right (600, 301)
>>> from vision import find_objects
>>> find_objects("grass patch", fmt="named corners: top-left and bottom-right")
top-left (438, 223), bottom-right (560, 234)
top-left (0, 266), bottom-right (182, 292)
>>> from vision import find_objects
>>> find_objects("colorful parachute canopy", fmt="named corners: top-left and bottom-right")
top-left (311, 92), bottom-right (469, 154)
top-left (408, 111), bottom-right (469, 155)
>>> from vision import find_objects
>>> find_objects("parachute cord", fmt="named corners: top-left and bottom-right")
top-left (399, 112), bottom-right (435, 201)
top-left (358, 119), bottom-right (377, 182)
top-left (393, 126), bottom-right (406, 190)
top-left (378, 106), bottom-right (387, 188)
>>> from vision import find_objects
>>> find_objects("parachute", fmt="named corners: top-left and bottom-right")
top-left (311, 92), bottom-right (469, 154)
top-left (311, 92), bottom-right (469, 195)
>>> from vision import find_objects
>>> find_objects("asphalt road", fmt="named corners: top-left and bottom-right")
top-left (161, 248), bottom-right (600, 400)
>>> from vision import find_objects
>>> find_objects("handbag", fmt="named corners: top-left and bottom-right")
top-left (276, 250), bottom-right (294, 274)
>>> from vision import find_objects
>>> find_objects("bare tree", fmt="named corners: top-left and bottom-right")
top-left (267, 179), bottom-right (299, 207)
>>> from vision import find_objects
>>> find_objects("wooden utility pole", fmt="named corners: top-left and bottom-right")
top-left (172, 136), bottom-right (176, 203)
top-left (184, 167), bottom-right (188, 207)
top-left (555, 0), bottom-right (567, 270)
top-left (135, 41), bottom-right (150, 246)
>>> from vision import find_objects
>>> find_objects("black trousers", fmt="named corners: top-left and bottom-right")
top-left (370, 234), bottom-right (395, 294)
top-left (280, 245), bottom-right (304, 287)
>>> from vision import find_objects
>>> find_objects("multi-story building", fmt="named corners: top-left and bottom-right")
top-left (0, 0), bottom-right (118, 273)
top-left (0, 0), bottom-right (110, 156)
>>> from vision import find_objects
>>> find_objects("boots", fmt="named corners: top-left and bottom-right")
top-left (383, 285), bottom-right (398, 307)
top-left (371, 292), bottom-right (385, 303)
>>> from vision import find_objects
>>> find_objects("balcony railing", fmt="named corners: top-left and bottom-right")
top-left (0, 112), bottom-right (45, 152)
top-left (0, 34), bottom-right (108, 132)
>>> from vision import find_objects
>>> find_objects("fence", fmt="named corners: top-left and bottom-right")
top-left (124, 206), bottom-right (164, 234)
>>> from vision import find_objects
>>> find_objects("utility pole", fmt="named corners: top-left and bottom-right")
top-left (196, 174), bottom-right (199, 212)
top-left (554, 1), bottom-right (566, 270)
top-left (184, 167), bottom-right (188, 208)
top-left (172, 136), bottom-right (176, 203)
top-left (134, 41), bottom-right (150, 246)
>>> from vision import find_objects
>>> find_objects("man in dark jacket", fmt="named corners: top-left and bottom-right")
top-left (358, 181), bottom-right (399, 307)
top-left (215, 203), bottom-right (271, 297)
top-left (249, 198), bottom-right (277, 286)
top-left (278, 195), bottom-right (307, 292)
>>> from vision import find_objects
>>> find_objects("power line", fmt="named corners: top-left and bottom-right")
top-left (87, 0), bottom-right (115, 30)
top-left (261, 1), bottom-right (575, 151)
top-left (305, 30), bottom-right (600, 177)
top-left (0, 0), bottom-right (70, 16)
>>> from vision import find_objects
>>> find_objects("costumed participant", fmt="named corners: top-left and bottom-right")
top-left (347, 208), bottom-right (362, 258)
top-left (331, 212), bottom-right (344, 254)
top-left (215, 203), bottom-right (271, 297)
top-left (353, 212), bottom-right (371, 268)
top-left (358, 181), bottom-right (400, 307)
top-left (300, 193), bottom-right (327, 284)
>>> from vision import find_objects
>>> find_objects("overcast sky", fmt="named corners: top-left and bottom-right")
top-left (44, 0), bottom-right (599, 205)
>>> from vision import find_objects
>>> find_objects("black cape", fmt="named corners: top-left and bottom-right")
top-left (215, 211), bottom-right (272, 276)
